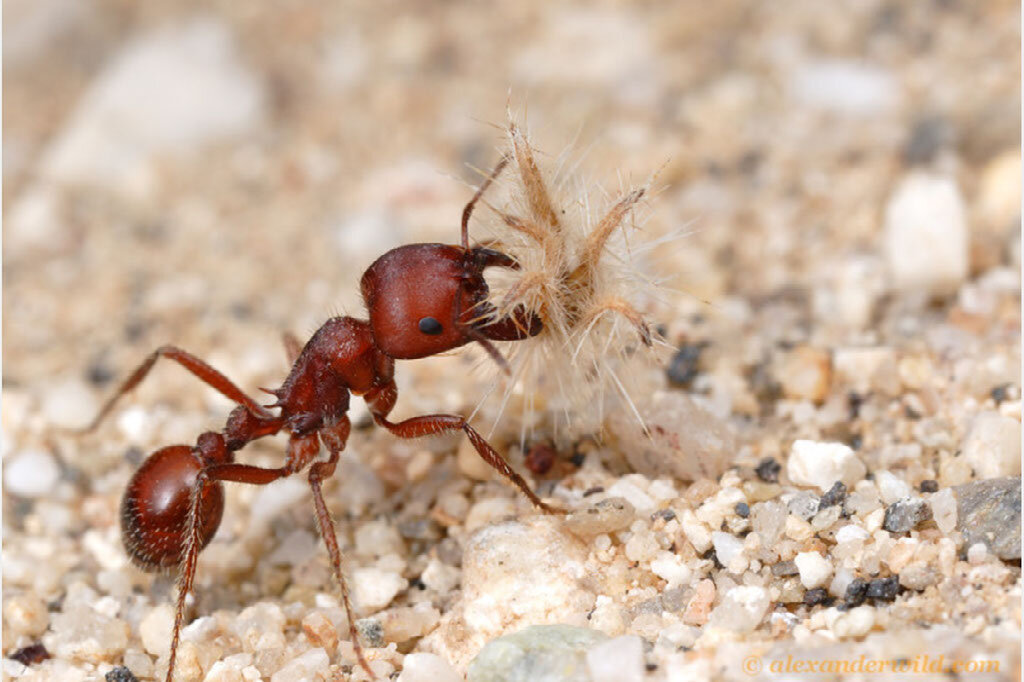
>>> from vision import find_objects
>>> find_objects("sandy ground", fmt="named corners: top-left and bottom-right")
top-left (3, 1), bottom-right (1021, 681)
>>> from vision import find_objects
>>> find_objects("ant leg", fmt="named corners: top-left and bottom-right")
top-left (308, 418), bottom-right (375, 679)
top-left (78, 345), bottom-right (272, 434)
top-left (168, 460), bottom-right (292, 682)
top-left (366, 385), bottom-right (556, 513)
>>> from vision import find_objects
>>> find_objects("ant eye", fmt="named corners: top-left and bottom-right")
top-left (418, 317), bottom-right (443, 335)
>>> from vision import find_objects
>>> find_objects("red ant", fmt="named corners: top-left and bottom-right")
top-left (76, 157), bottom-right (557, 681)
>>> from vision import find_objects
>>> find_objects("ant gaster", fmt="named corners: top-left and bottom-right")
top-left (78, 157), bottom-right (556, 681)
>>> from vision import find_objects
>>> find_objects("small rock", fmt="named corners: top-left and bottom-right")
top-left (865, 576), bottom-right (899, 601)
top-left (4, 449), bottom-right (61, 498)
top-left (45, 607), bottom-right (129, 664)
top-left (919, 479), bottom-right (939, 493)
top-left (818, 481), bottom-right (848, 509)
top-left (650, 551), bottom-right (692, 589)
top-left (883, 172), bottom-right (968, 296)
top-left (775, 346), bottom-right (831, 403)
top-left (794, 552), bottom-right (833, 589)
top-left (734, 502), bottom-right (750, 518)
top-left (962, 412), bottom-right (1021, 479)
top-left (875, 470), bottom-right (912, 505)
top-left (788, 440), bottom-right (866, 492)
top-left (790, 59), bottom-right (899, 115)
top-left (708, 586), bottom-right (770, 632)
top-left (928, 488), bottom-right (958, 534)
top-left (608, 390), bottom-right (736, 482)
top-left (833, 347), bottom-right (900, 396)
top-left (139, 605), bottom-right (174, 657)
top-left (803, 588), bottom-right (830, 606)
top-left (954, 476), bottom-right (1021, 560)
top-left (586, 635), bottom-right (644, 682)
top-left (883, 498), bottom-right (932, 533)
top-left (466, 625), bottom-right (607, 682)
top-left (755, 457), bottom-right (781, 483)
top-left (751, 501), bottom-right (787, 545)
top-left (269, 647), bottom-right (329, 682)
top-left (353, 567), bottom-right (407, 613)
top-left (564, 497), bottom-right (636, 536)
top-left (787, 491), bottom-right (820, 521)
top-left (833, 605), bottom-right (875, 638)
top-left (666, 344), bottom-right (703, 387)
top-left (105, 666), bottom-right (139, 682)
top-left (3, 593), bottom-right (49, 637)
top-left (771, 560), bottom-right (799, 577)
top-left (682, 579), bottom-right (716, 626)
top-left (605, 478), bottom-right (655, 513)
top-left (398, 653), bottom-right (463, 682)
top-left (903, 116), bottom-right (952, 165)
top-left (844, 578), bottom-right (869, 607)
top-left (424, 517), bottom-right (594, 670)
top-left (711, 531), bottom-right (745, 568)
top-left (301, 612), bottom-right (338, 654)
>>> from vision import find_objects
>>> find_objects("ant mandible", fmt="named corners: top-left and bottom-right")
top-left (77, 157), bottom-right (556, 681)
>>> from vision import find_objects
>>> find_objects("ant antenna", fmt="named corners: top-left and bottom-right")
top-left (462, 155), bottom-right (510, 250)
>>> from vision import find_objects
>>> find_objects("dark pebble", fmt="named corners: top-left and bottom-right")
top-left (582, 486), bottom-right (605, 497)
top-left (903, 115), bottom-right (951, 165)
top-left (356, 618), bottom-right (385, 647)
top-left (8, 643), bottom-right (49, 666)
top-left (866, 576), bottom-right (900, 602)
top-left (666, 344), bottom-right (704, 387)
top-left (755, 457), bottom-right (781, 483)
top-left (105, 667), bottom-right (140, 682)
top-left (803, 588), bottom-right (830, 606)
top-left (919, 479), bottom-right (939, 493)
top-left (818, 481), bottom-right (848, 509)
top-left (652, 508), bottom-right (677, 522)
top-left (845, 578), bottom-right (869, 607)
top-left (735, 502), bottom-right (750, 518)
top-left (771, 560), bottom-right (799, 577)
top-left (883, 498), bottom-right (932, 533)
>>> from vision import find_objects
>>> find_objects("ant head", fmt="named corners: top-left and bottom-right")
top-left (361, 243), bottom-right (537, 361)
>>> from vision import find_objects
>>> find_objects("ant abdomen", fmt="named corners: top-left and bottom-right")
top-left (120, 445), bottom-right (225, 571)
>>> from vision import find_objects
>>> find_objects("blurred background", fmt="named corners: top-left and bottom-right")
top-left (4, 0), bottom-right (1019, 393)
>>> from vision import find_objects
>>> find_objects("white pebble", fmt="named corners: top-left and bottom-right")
top-left (833, 605), bottom-right (875, 638)
top-left (42, 379), bottom-right (96, 429)
top-left (4, 449), bottom-right (61, 498)
top-left (963, 412), bottom-right (1021, 478)
top-left (794, 551), bottom-right (833, 589)
top-left (791, 59), bottom-right (899, 115)
top-left (353, 567), bottom-right (407, 612)
top-left (711, 532), bottom-right (744, 567)
top-left (355, 520), bottom-right (406, 558)
top-left (421, 557), bottom-right (460, 594)
top-left (250, 477), bottom-right (309, 524)
top-left (586, 635), bottom-right (644, 682)
top-left (269, 647), bottom-right (329, 682)
top-left (708, 586), bottom-right (769, 632)
top-left (928, 488), bottom-right (957, 534)
top-left (397, 653), bottom-right (462, 682)
top-left (606, 477), bottom-right (656, 512)
top-left (139, 605), bottom-right (174, 657)
top-left (884, 172), bottom-right (968, 295)
top-left (650, 551), bottom-right (692, 589)
top-left (788, 440), bottom-right (866, 492)
top-left (875, 470), bottom-right (911, 505)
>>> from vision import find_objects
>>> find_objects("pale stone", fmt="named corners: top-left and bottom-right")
top-left (564, 497), bottom-right (636, 536)
top-left (398, 653), bottom-right (463, 682)
top-left (794, 551), bottom-right (832, 589)
top-left (269, 647), bottom-right (329, 682)
top-left (884, 172), bottom-right (968, 295)
top-left (708, 586), bottom-right (770, 632)
top-left (788, 440), bottom-right (866, 492)
top-left (650, 551), bottom-right (692, 589)
top-left (423, 517), bottom-right (595, 670)
top-left (607, 391), bottom-right (736, 482)
top-left (776, 347), bottom-right (832, 403)
top-left (875, 471), bottom-right (912, 505)
top-left (586, 635), bottom-right (644, 682)
top-left (139, 605), bottom-right (175, 657)
top-left (353, 567), bottom-right (408, 613)
top-left (962, 412), bottom-right (1021, 479)
top-left (4, 449), bottom-right (61, 498)
top-left (3, 593), bottom-right (49, 637)
top-left (466, 624), bottom-right (607, 682)
top-left (928, 488), bottom-right (957, 534)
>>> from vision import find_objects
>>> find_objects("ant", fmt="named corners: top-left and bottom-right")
top-left (75, 157), bottom-right (558, 681)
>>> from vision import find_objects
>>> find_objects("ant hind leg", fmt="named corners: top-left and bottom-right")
top-left (77, 345), bottom-right (271, 434)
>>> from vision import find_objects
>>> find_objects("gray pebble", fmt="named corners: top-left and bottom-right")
top-left (954, 476), bottom-right (1021, 560)
top-left (882, 497), bottom-right (932, 533)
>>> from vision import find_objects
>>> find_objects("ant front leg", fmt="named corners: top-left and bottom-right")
top-left (308, 418), bottom-right (376, 679)
top-left (364, 382), bottom-right (559, 513)
top-left (78, 345), bottom-right (272, 433)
